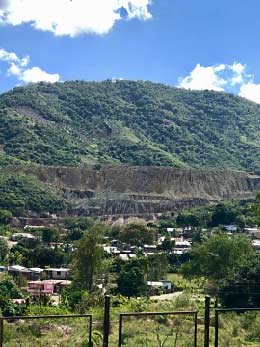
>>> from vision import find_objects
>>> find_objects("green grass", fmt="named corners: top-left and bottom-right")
top-left (2, 295), bottom-right (260, 347)
top-left (167, 273), bottom-right (203, 292)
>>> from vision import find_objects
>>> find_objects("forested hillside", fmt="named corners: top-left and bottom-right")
top-left (0, 80), bottom-right (260, 170)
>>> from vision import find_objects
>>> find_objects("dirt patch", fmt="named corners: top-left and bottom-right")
top-left (15, 106), bottom-right (53, 125)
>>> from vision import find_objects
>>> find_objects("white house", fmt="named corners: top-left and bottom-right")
top-left (173, 238), bottom-right (191, 255)
top-left (147, 280), bottom-right (173, 293)
top-left (143, 244), bottom-right (158, 255)
top-left (252, 239), bottom-right (260, 250)
top-left (44, 268), bottom-right (70, 280)
top-left (10, 233), bottom-right (37, 241)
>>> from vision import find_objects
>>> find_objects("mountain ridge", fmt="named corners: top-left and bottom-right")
top-left (0, 80), bottom-right (260, 171)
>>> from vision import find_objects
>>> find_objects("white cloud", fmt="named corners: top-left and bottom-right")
top-left (178, 62), bottom-right (260, 104)
top-left (0, 47), bottom-right (18, 63)
top-left (178, 64), bottom-right (227, 91)
top-left (239, 83), bottom-right (260, 104)
top-left (21, 67), bottom-right (59, 83)
top-left (0, 0), bottom-right (152, 37)
top-left (0, 47), bottom-right (60, 83)
top-left (7, 61), bottom-right (21, 76)
top-left (229, 62), bottom-right (248, 86)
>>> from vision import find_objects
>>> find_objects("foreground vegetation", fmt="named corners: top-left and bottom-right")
top-left (2, 294), bottom-right (260, 347)
top-left (1, 196), bottom-right (260, 346)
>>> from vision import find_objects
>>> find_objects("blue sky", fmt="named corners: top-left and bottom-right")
top-left (0, 0), bottom-right (260, 102)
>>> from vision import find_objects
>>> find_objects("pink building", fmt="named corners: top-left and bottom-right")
top-left (27, 279), bottom-right (71, 296)
top-left (27, 281), bottom-right (54, 295)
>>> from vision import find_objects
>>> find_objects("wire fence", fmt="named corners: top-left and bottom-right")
top-left (1, 296), bottom-right (260, 347)
top-left (214, 308), bottom-right (260, 347)
top-left (0, 314), bottom-right (92, 347)
top-left (118, 310), bottom-right (198, 347)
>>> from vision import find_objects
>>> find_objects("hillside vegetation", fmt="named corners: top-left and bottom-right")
top-left (0, 80), bottom-right (260, 170)
top-left (0, 172), bottom-right (65, 215)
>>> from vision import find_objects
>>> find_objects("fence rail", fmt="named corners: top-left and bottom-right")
top-left (1, 296), bottom-right (260, 347)
top-left (118, 310), bottom-right (198, 347)
top-left (214, 307), bottom-right (260, 347)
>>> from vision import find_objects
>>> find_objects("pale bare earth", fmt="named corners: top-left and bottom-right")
top-left (150, 291), bottom-right (183, 301)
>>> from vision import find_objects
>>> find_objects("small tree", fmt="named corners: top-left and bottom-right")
top-left (117, 258), bottom-right (147, 297)
top-left (210, 203), bottom-right (237, 227)
top-left (0, 210), bottom-right (12, 225)
top-left (157, 237), bottom-right (175, 252)
top-left (71, 226), bottom-right (104, 292)
top-left (32, 246), bottom-right (64, 267)
top-left (220, 253), bottom-right (260, 308)
top-left (0, 275), bottom-right (25, 317)
top-left (65, 217), bottom-right (95, 241)
top-left (117, 266), bottom-right (147, 297)
top-left (147, 254), bottom-right (168, 281)
top-left (119, 224), bottom-right (155, 247)
top-left (251, 192), bottom-right (260, 226)
top-left (181, 233), bottom-right (254, 289)
top-left (42, 227), bottom-right (60, 244)
top-left (0, 238), bottom-right (9, 262)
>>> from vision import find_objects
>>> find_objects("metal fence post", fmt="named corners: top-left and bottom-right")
top-left (118, 314), bottom-right (123, 347)
top-left (194, 312), bottom-right (198, 347)
top-left (0, 317), bottom-right (3, 347)
top-left (89, 315), bottom-right (92, 347)
top-left (103, 295), bottom-right (110, 347)
top-left (204, 296), bottom-right (210, 347)
top-left (215, 310), bottom-right (219, 347)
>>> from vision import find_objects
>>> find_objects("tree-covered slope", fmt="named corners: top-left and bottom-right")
top-left (0, 80), bottom-right (260, 170)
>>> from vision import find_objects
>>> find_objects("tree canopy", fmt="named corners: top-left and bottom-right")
top-left (71, 226), bottom-right (104, 292)
top-left (181, 233), bottom-right (255, 287)
top-left (119, 224), bottom-right (155, 247)
top-left (0, 173), bottom-right (65, 216)
top-left (1, 80), bottom-right (260, 171)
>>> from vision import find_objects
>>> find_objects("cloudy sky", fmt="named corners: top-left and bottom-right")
top-left (0, 0), bottom-right (260, 103)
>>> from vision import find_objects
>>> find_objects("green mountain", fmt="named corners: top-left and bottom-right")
top-left (0, 80), bottom-right (260, 171)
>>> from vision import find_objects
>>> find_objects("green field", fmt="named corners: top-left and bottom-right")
top-left (2, 294), bottom-right (260, 347)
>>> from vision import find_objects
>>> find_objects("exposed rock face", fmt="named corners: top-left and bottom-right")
top-left (4, 165), bottom-right (260, 218)
top-left (10, 165), bottom-right (260, 198)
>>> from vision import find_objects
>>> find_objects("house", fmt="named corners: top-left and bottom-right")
top-left (28, 267), bottom-right (44, 281)
top-left (10, 233), bottom-right (37, 241)
top-left (8, 265), bottom-right (43, 281)
top-left (252, 239), bottom-right (260, 250)
top-left (119, 253), bottom-right (137, 260)
top-left (11, 299), bottom-right (26, 304)
top-left (27, 280), bottom-right (55, 295)
top-left (103, 246), bottom-right (120, 255)
top-left (224, 225), bottom-right (238, 233)
top-left (44, 268), bottom-right (70, 280)
top-left (143, 244), bottom-right (159, 255)
top-left (49, 242), bottom-right (65, 250)
top-left (166, 227), bottom-right (175, 235)
top-left (147, 280), bottom-right (173, 294)
top-left (175, 228), bottom-right (184, 236)
top-left (24, 225), bottom-right (45, 230)
top-left (0, 266), bottom-right (6, 273)
top-left (27, 279), bottom-right (71, 296)
top-left (110, 239), bottom-right (121, 248)
top-left (173, 238), bottom-right (191, 255)
top-left (8, 265), bottom-right (32, 280)
top-left (245, 228), bottom-right (260, 239)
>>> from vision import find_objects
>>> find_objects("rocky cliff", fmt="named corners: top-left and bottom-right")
top-left (3, 165), bottom-right (260, 219)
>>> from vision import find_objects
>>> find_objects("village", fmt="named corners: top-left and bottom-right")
top-left (1, 215), bottom-right (260, 306)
